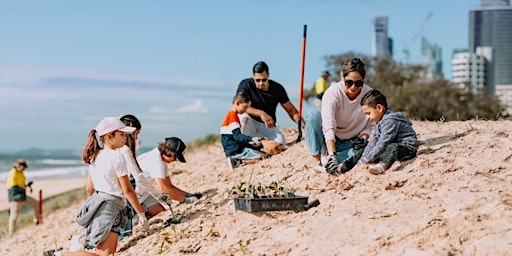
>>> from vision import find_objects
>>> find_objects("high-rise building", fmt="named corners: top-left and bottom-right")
top-left (451, 47), bottom-right (491, 92)
top-left (372, 14), bottom-right (393, 58)
top-left (469, 0), bottom-right (512, 96)
top-left (421, 37), bottom-right (443, 80)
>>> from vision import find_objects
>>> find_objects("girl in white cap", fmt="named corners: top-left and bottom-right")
top-left (43, 117), bottom-right (150, 256)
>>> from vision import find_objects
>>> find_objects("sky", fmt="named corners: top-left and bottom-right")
top-left (0, 0), bottom-right (482, 151)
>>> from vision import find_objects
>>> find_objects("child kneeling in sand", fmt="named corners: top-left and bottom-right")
top-left (44, 117), bottom-right (149, 256)
top-left (220, 92), bottom-right (267, 170)
top-left (136, 136), bottom-right (202, 204)
top-left (337, 89), bottom-right (419, 175)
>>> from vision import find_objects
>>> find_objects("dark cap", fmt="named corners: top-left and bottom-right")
top-left (164, 137), bottom-right (186, 163)
top-left (16, 159), bottom-right (28, 168)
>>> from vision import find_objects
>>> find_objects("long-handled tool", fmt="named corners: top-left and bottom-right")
top-left (297, 24), bottom-right (307, 142)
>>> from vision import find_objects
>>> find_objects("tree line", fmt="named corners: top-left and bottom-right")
top-left (304, 52), bottom-right (505, 121)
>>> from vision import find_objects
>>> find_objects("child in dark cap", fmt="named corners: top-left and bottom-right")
top-left (137, 137), bottom-right (202, 203)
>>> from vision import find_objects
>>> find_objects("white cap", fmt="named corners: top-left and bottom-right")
top-left (95, 117), bottom-right (136, 136)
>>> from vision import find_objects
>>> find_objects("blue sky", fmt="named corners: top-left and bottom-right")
top-left (0, 0), bottom-right (481, 151)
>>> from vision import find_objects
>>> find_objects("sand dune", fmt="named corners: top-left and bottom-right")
top-left (2, 120), bottom-right (512, 256)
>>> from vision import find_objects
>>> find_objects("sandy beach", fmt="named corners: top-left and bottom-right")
top-left (1, 120), bottom-right (512, 255)
top-left (0, 177), bottom-right (87, 212)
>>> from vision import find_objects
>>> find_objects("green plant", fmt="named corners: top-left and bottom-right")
top-left (231, 181), bottom-right (296, 198)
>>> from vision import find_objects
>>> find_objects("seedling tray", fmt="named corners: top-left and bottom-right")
top-left (234, 195), bottom-right (308, 212)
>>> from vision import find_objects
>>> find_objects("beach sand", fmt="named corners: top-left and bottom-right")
top-left (0, 177), bottom-right (87, 212)
top-left (1, 120), bottom-right (512, 255)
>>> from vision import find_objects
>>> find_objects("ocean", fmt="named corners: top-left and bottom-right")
top-left (0, 151), bottom-right (87, 182)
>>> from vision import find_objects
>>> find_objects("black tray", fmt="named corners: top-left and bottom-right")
top-left (234, 195), bottom-right (308, 212)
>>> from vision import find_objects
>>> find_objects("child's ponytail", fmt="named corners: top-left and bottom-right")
top-left (82, 129), bottom-right (102, 164)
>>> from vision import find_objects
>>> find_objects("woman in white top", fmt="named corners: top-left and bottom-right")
top-left (305, 58), bottom-right (373, 174)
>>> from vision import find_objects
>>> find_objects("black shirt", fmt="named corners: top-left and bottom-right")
top-left (236, 78), bottom-right (290, 124)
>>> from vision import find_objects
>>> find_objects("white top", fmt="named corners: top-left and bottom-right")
top-left (321, 82), bottom-right (373, 141)
top-left (119, 145), bottom-right (158, 201)
top-left (89, 148), bottom-right (128, 199)
top-left (136, 148), bottom-right (168, 196)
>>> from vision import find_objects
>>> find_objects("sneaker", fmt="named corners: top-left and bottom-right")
top-left (368, 164), bottom-right (385, 175)
top-left (227, 157), bottom-right (242, 170)
top-left (312, 165), bottom-right (326, 174)
top-left (70, 235), bottom-right (83, 251)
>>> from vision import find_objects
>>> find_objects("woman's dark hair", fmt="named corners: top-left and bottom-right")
top-left (120, 114), bottom-right (143, 173)
top-left (360, 89), bottom-right (388, 109)
top-left (341, 58), bottom-right (366, 79)
top-left (253, 61), bottom-right (269, 74)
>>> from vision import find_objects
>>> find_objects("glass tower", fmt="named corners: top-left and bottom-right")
top-left (469, 0), bottom-right (512, 95)
top-left (372, 14), bottom-right (393, 58)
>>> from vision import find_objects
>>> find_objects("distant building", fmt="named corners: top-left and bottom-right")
top-left (451, 47), bottom-right (491, 93)
top-left (496, 85), bottom-right (512, 115)
top-left (469, 0), bottom-right (512, 96)
top-left (372, 14), bottom-right (393, 58)
top-left (421, 37), bottom-right (443, 81)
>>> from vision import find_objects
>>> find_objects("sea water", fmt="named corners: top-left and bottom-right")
top-left (0, 151), bottom-right (87, 182)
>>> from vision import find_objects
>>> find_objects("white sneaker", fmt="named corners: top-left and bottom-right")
top-left (312, 165), bottom-right (326, 174)
top-left (69, 235), bottom-right (83, 252)
top-left (368, 164), bottom-right (385, 175)
top-left (320, 155), bottom-right (329, 166)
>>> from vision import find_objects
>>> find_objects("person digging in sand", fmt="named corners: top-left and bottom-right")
top-left (337, 89), bottom-right (419, 174)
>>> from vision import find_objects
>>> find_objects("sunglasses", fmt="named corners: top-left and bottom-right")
top-left (344, 79), bottom-right (364, 87)
top-left (254, 78), bottom-right (268, 83)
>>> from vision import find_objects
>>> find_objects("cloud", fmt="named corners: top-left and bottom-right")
top-left (0, 63), bottom-right (234, 88)
top-left (149, 106), bottom-right (172, 114)
top-left (176, 99), bottom-right (208, 113)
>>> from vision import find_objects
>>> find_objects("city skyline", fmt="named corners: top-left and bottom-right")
top-left (0, 0), bottom-right (481, 151)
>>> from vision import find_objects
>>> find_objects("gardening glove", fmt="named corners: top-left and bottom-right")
top-left (186, 192), bottom-right (203, 199)
top-left (158, 193), bottom-right (173, 206)
top-left (183, 193), bottom-right (201, 204)
top-left (324, 153), bottom-right (339, 174)
top-left (249, 137), bottom-right (262, 147)
top-left (350, 137), bottom-right (368, 150)
top-left (134, 212), bottom-right (150, 235)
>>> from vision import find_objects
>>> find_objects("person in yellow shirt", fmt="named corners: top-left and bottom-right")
top-left (6, 159), bottom-right (39, 234)
top-left (314, 70), bottom-right (331, 110)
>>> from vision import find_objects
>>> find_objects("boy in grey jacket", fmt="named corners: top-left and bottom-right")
top-left (337, 89), bottom-right (419, 175)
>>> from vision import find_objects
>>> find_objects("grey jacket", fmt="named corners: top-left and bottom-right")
top-left (75, 191), bottom-right (127, 248)
top-left (361, 109), bottom-right (419, 163)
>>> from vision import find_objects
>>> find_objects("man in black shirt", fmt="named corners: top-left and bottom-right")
top-left (236, 61), bottom-right (303, 146)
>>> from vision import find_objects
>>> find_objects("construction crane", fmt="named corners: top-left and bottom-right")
top-left (402, 12), bottom-right (433, 63)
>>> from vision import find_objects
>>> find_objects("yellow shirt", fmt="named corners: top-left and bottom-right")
top-left (315, 77), bottom-right (328, 95)
top-left (6, 168), bottom-right (26, 189)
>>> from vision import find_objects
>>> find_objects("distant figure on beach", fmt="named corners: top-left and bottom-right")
top-left (6, 158), bottom-right (39, 235)
top-left (43, 117), bottom-right (149, 256)
top-left (314, 70), bottom-right (331, 110)
top-left (337, 89), bottom-right (419, 175)
top-left (305, 57), bottom-right (373, 174)
top-left (236, 61), bottom-right (304, 148)
top-left (137, 137), bottom-right (202, 204)
top-left (221, 92), bottom-right (267, 170)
